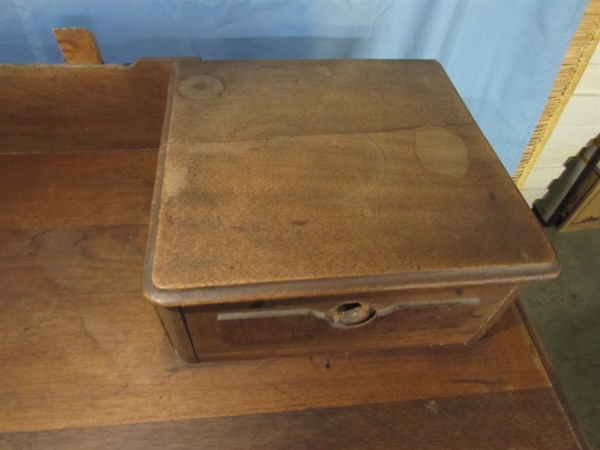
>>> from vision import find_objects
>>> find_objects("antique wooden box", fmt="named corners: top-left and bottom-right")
top-left (143, 59), bottom-right (559, 363)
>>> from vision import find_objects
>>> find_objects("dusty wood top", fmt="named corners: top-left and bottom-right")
top-left (146, 59), bottom-right (558, 305)
top-left (0, 147), bottom-right (583, 449)
top-left (0, 60), bottom-right (172, 154)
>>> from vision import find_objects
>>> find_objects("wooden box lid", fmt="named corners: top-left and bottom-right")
top-left (144, 59), bottom-right (558, 307)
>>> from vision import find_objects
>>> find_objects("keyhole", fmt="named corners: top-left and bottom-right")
top-left (329, 302), bottom-right (374, 326)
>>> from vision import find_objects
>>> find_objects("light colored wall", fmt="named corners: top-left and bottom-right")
top-left (521, 44), bottom-right (600, 206)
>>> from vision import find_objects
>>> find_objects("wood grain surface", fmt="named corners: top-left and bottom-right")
top-left (0, 60), bottom-right (172, 154)
top-left (183, 283), bottom-right (519, 361)
top-left (0, 390), bottom-right (581, 450)
top-left (0, 60), bottom-right (584, 448)
top-left (147, 60), bottom-right (558, 306)
top-left (0, 148), bottom-right (583, 448)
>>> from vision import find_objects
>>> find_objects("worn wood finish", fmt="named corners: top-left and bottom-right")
top-left (0, 390), bottom-right (582, 450)
top-left (0, 61), bottom-right (583, 447)
top-left (148, 60), bottom-right (558, 303)
top-left (153, 305), bottom-right (198, 363)
top-left (143, 59), bottom-right (558, 361)
top-left (53, 28), bottom-right (104, 64)
top-left (0, 148), bottom-right (583, 448)
top-left (0, 60), bottom-right (173, 154)
top-left (183, 283), bottom-right (519, 361)
top-left (0, 151), bottom-right (157, 230)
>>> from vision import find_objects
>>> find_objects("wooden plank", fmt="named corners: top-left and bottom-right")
top-left (0, 150), bottom-right (157, 230)
top-left (0, 60), bottom-right (173, 154)
top-left (0, 389), bottom-right (582, 450)
top-left (0, 150), bottom-right (556, 433)
top-left (0, 254), bottom-right (554, 433)
top-left (53, 28), bottom-right (104, 65)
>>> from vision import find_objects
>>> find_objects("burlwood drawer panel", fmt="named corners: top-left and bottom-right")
top-left (183, 283), bottom-right (519, 361)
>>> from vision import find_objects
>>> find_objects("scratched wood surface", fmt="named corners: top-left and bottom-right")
top-left (0, 390), bottom-right (583, 450)
top-left (0, 148), bottom-right (584, 449)
top-left (0, 61), bottom-right (584, 448)
top-left (148, 60), bottom-right (558, 306)
top-left (0, 60), bottom-right (171, 154)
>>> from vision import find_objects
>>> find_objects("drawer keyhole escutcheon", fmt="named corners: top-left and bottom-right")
top-left (328, 302), bottom-right (375, 327)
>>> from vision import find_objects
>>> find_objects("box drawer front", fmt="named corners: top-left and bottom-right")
top-left (183, 283), bottom-right (519, 361)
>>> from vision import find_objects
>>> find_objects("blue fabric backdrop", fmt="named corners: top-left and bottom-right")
top-left (0, 1), bottom-right (588, 173)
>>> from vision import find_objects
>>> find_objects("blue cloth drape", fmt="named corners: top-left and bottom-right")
top-left (0, 0), bottom-right (588, 173)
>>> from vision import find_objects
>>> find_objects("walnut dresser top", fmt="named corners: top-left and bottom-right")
top-left (0, 59), bottom-right (587, 448)
top-left (145, 59), bottom-right (558, 306)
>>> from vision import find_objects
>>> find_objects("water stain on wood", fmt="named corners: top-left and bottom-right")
top-left (415, 128), bottom-right (469, 178)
